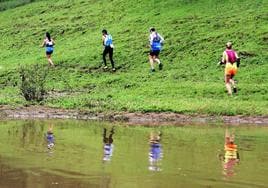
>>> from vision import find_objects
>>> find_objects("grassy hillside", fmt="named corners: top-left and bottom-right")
top-left (0, 0), bottom-right (267, 115)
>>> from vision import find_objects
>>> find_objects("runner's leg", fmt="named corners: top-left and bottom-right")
top-left (108, 47), bottom-right (115, 69)
top-left (103, 47), bottom-right (109, 67)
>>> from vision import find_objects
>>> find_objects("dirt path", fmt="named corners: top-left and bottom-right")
top-left (0, 105), bottom-right (267, 125)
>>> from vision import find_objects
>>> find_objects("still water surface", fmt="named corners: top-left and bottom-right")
top-left (0, 120), bottom-right (267, 188)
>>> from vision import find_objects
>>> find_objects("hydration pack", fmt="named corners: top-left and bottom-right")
top-left (153, 34), bottom-right (161, 42)
top-left (225, 50), bottom-right (237, 63)
top-left (151, 34), bottom-right (162, 51)
top-left (104, 34), bottom-right (113, 46)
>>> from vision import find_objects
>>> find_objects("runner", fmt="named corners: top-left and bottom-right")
top-left (41, 32), bottom-right (55, 66)
top-left (219, 42), bottom-right (240, 95)
top-left (102, 29), bottom-right (116, 71)
top-left (148, 27), bottom-right (164, 72)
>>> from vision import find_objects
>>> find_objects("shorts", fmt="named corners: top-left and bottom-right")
top-left (46, 50), bottom-right (53, 55)
top-left (150, 50), bottom-right (160, 56)
top-left (225, 62), bottom-right (237, 76)
top-left (103, 46), bottom-right (113, 56)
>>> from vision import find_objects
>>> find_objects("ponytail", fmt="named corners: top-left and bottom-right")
top-left (46, 32), bottom-right (51, 41)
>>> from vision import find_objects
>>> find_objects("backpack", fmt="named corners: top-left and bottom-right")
top-left (151, 33), bottom-right (162, 51)
top-left (153, 33), bottom-right (161, 42)
top-left (104, 34), bottom-right (113, 46)
top-left (225, 50), bottom-right (237, 63)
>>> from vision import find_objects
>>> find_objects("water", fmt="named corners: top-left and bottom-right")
top-left (0, 120), bottom-right (267, 188)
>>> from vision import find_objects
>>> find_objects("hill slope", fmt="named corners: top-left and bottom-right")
top-left (0, 0), bottom-right (267, 115)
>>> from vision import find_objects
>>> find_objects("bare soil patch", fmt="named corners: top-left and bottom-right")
top-left (0, 105), bottom-right (267, 125)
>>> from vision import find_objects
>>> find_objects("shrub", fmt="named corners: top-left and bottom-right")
top-left (19, 64), bottom-right (48, 102)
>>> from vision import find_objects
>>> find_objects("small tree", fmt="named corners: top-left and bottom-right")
top-left (19, 64), bottom-right (48, 102)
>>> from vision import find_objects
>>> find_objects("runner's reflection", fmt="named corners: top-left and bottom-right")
top-left (219, 129), bottom-right (240, 177)
top-left (45, 124), bottom-right (55, 150)
top-left (148, 131), bottom-right (163, 171)
top-left (102, 127), bottom-right (115, 162)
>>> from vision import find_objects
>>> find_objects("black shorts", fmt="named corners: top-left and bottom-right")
top-left (46, 51), bottom-right (53, 55)
top-left (150, 50), bottom-right (160, 56)
top-left (103, 46), bottom-right (113, 56)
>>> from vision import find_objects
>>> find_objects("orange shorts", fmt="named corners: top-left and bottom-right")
top-left (225, 63), bottom-right (237, 76)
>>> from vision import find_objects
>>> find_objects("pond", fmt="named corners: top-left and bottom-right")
top-left (0, 120), bottom-right (267, 188)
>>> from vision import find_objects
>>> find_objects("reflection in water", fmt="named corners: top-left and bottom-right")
top-left (2, 121), bottom-right (268, 188)
top-left (45, 124), bottom-right (55, 150)
top-left (20, 122), bottom-right (44, 147)
top-left (148, 131), bottom-right (163, 172)
top-left (220, 129), bottom-right (240, 178)
top-left (102, 127), bottom-right (115, 162)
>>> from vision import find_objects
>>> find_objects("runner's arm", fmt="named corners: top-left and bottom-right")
top-left (158, 34), bottom-right (164, 43)
top-left (218, 52), bottom-right (226, 65)
top-left (102, 36), bottom-right (105, 46)
top-left (149, 35), bottom-right (153, 45)
top-left (235, 52), bottom-right (240, 62)
top-left (52, 39), bottom-right (55, 45)
top-left (235, 51), bottom-right (239, 59)
top-left (222, 51), bottom-right (227, 64)
top-left (235, 51), bottom-right (240, 67)
top-left (41, 39), bottom-right (45, 47)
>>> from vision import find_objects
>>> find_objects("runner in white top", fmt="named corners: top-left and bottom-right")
top-left (148, 27), bottom-right (164, 72)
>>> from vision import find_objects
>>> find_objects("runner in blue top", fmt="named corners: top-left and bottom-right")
top-left (41, 32), bottom-right (55, 66)
top-left (102, 29), bottom-right (116, 71)
top-left (148, 28), bottom-right (164, 72)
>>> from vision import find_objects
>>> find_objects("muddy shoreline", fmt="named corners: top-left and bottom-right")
top-left (0, 105), bottom-right (267, 125)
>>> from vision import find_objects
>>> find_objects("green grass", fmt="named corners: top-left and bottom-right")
top-left (0, 0), bottom-right (268, 115)
top-left (0, 0), bottom-right (39, 11)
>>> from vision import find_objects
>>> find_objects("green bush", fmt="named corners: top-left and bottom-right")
top-left (19, 64), bottom-right (47, 102)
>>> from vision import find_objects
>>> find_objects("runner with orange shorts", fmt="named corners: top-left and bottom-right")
top-left (219, 42), bottom-right (240, 95)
